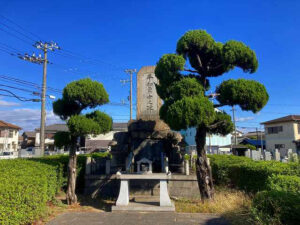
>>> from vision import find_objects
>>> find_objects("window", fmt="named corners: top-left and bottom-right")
top-left (275, 144), bottom-right (285, 149)
top-left (267, 126), bottom-right (283, 134)
top-left (9, 130), bottom-right (14, 138)
top-left (298, 124), bottom-right (300, 134)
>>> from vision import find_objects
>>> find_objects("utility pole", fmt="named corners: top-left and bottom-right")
top-left (123, 69), bottom-right (136, 121)
top-left (19, 41), bottom-right (60, 155)
top-left (231, 106), bottom-right (237, 147)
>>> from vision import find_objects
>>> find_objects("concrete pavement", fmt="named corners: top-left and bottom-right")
top-left (47, 212), bottom-right (230, 225)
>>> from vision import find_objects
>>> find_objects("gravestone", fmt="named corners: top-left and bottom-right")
top-left (137, 66), bottom-right (162, 120)
top-left (264, 151), bottom-right (272, 161)
top-left (274, 149), bottom-right (280, 161)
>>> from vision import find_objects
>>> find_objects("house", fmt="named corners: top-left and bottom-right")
top-left (243, 131), bottom-right (265, 140)
top-left (84, 122), bottom-right (128, 152)
top-left (261, 115), bottom-right (300, 153)
top-left (35, 124), bottom-right (68, 151)
top-left (239, 138), bottom-right (265, 149)
top-left (21, 131), bottom-right (36, 149)
top-left (0, 120), bottom-right (21, 157)
top-left (181, 127), bottom-right (232, 153)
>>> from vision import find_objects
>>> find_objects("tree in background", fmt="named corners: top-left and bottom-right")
top-left (53, 78), bottom-right (112, 204)
top-left (155, 30), bottom-right (268, 201)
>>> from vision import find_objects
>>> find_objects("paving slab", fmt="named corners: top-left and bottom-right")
top-left (47, 212), bottom-right (230, 225)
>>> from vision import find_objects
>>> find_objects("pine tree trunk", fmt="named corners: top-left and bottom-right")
top-left (66, 145), bottom-right (77, 205)
top-left (195, 126), bottom-right (214, 201)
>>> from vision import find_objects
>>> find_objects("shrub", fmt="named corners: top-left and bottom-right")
top-left (252, 190), bottom-right (300, 225)
top-left (0, 159), bottom-right (62, 224)
top-left (31, 154), bottom-right (87, 193)
top-left (266, 174), bottom-right (300, 194)
top-left (208, 155), bottom-right (300, 192)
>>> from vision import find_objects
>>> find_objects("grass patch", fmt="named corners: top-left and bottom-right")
top-left (175, 187), bottom-right (255, 225)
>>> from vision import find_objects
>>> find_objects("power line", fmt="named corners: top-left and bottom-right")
top-left (0, 14), bottom-right (44, 41)
top-left (0, 88), bottom-right (39, 102)
top-left (0, 75), bottom-right (62, 94)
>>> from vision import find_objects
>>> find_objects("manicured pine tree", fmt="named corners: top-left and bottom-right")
top-left (155, 30), bottom-right (268, 201)
top-left (53, 78), bottom-right (112, 204)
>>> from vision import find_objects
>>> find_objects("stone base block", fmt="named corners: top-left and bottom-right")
top-left (112, 201), bottom-right (175, 212)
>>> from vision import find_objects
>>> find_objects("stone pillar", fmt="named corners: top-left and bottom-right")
top-left (105, 160), bottom-right (111, 175)
top-left (184, 159), bottom-right (190, 175)
top-left (116, 180), bottom-right (129, 206)
top-left (164, 157), bottom-right (169, 173)
top-left (160, 180), bottom-right (172, 206)
top-left (85, 157), bottom-right (92, 175)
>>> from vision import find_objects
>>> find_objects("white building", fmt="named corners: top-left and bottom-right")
top-left (261, 115), bottom-right (300, 153)
top-left (0, 120), bottom-right (21, 157)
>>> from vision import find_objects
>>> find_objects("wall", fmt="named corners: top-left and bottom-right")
top-left (264, 122), bottom-right (297, 151)
top-left (181, 127), bottom-right (232, 149)
top-left (84, 174), bottom-right (200, 198)
top-left (0, 128), bottom-right (19, 153)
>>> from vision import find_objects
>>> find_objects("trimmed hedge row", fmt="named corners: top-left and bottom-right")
top-left (0, 159), bottom-right (62, 224)
top-left (208, 154), bottom-right (300, 192)
top-left (252, 190), bottom-right (300, 225)
top-left (30, 155), bottom-right (87, 192)
top-left (208, 155), bottom-right (300, 225)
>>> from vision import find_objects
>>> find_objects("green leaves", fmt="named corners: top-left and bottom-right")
top-left (160, 96), bottom-right (215, 130)
top-left (176, 30), bottom-right (258, 77)
top-left (86, 110), bottom-right (112, 134)
top-left (168, 77), bottom-right (204, 101)
top-left (216, 79), bottom-right (269, 113)
top-left (223, 40), bottom-right (258, 73)
top-left (63, 78), bottom-right (109, 109)
top-left (54, 131), bottom-right (72, 148)
top-left (67, 115), bottom-right (101, 137)
top-left (53, 78), bottom-right (112, 138)
top-left (207, 111), bottom-right (234, 135)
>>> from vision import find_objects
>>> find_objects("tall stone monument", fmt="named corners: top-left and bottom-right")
top-left (137, 66), bottom-right (162, 120)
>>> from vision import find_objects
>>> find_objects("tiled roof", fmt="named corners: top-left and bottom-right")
top-left (23, 131), bottom-right (36, 138)
top-left (261, 115), bottom-right (300, 125)
top-left (0, 120), bottom-right (21, 130)
top-left (35, 124), bottom-right (68, 132)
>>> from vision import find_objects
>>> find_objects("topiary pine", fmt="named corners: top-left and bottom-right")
top-left (155, 30), bottom-right (268, 201)
top-left (53, 78), bottom-right (112, 205)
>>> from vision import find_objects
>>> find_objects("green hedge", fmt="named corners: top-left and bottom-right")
top-left (252, 190), bottom-right (300, 225)
top-left (266, 174), bottom-right (300, 194)
top-left (208, 155), bottom-right (300, 224)
top-left (0, 159), bottom-right (62, 224)
top-left (208, 154), bottom-right (300, 192)
top-left (31, 154), bottom-right (87, 193)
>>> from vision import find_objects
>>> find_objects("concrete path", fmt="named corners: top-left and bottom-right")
top-left (47, 212), bottom-right (230, 225)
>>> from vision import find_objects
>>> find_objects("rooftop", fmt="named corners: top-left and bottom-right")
top-left (261, 115), bottom-right (300, 125)
top-left (0, 120), bottom-right (21, 130)
top-left (35, 124), bottom-right (68, 133)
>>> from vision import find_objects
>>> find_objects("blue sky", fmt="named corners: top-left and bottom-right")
top-left (0, 0), bottom-right (300, 131)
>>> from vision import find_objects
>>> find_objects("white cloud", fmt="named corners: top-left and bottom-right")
top-left (0, 99), bottom-right (20, 107)
top-left (0, 108), bottom-right (63, 131)
top-left (236, 116), bottom-right (255, 122)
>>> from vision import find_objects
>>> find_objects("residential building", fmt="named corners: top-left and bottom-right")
top-left (35, 124), bottom-right (68, 151)
top-left (0, 120), bottom-right (21, 156)
top-left (21, 131), bottom-right (36, 149)
top-left (261, 115), bottom-right (300, 153)
top-left (181, 127), bottom-right (232, 153)
top-left (84, 122), bottom-right (128, 152)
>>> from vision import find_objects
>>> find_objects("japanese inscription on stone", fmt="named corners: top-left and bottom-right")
top-left (137, 66), bottom-right (161, 120)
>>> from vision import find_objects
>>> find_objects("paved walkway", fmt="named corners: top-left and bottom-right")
top-left (47, 212), bottom-right (230, 225)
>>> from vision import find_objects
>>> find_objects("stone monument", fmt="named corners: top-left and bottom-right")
top-left (137, 65), bottom-right (162, 120)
